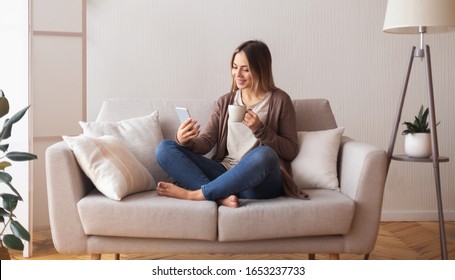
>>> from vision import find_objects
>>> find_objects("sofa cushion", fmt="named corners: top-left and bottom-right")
top-left (292, 127), bottom-right (344, 190)
top-left (293, 99), bottom-right (337, 132)
top-left (63, 135), bottom-right (154, 200)
top-left (77, 190), bottom-right (218, 241)
top-left (218, 189), bottom-right (355, 242)
top-left (80, 111), bottom-right (169, 184)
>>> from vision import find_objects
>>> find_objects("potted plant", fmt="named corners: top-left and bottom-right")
top-left (0, 89), bottom-right (37, 260)
top-left (402, 105), bottom-right (435, 158)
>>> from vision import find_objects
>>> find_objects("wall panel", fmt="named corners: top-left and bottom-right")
top-left (32, 35), bottom-right (83, 136)
top-left (33, 0), bottom-right (82, 32)
top-left (30, 0), bottom-right (85, 235)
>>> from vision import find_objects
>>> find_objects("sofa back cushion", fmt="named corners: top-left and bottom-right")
top-left (96, 98), bottom-right (337, 139)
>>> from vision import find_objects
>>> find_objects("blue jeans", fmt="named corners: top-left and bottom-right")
top-left (155, 139), bottom-right (283, 201)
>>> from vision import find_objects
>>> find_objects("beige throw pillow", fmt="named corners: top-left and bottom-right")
top-left (79, 111), bottom-right (168, 184)
top-left (63, 135), bottom-right (154, 200)
top-left (292, 127), bottom-right (344, 190)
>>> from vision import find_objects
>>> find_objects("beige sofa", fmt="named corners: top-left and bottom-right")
top-left (45, 98), bottom-right (388, 260)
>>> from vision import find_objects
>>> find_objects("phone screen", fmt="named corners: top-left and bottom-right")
top-left (176, 107), bottom-right (191, 123)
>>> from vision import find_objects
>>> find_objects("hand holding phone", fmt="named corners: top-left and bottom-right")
top-left (176, 107), bottom-right (191, 124)
top-left (175, 107), bottom-right (199, 144)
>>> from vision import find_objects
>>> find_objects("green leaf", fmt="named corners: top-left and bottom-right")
top-left (0, 193), bottom-right (19, 212)
top-left (2, 181), bottom-right (23, 200)
top-left (2, 234), bottom-right (24, 251)
top-left (0, 161), bottom-right (11, 170)
top-left (0, 90), bottom-right (10, 118)
top-left (417, 105), bottom-right (425, 119)
top-left (0, 105), bottom-right (30, 141)
top-left (422, 108), bottom-right (429, 121)
top-left (2, 105), bottom-right (30, 128)
top-left (402, 105), bottom-right (434, 134)
top-left (10, 220), bottom-right (30, 241)
top-left (0, 118), bottom-right (12, 140)
top-left (0, 144), bottom-right (9, 153)
top-left (0, 207), bottom-right (9, 217)
top-left (5, 151), bottom-right (37, 161)
top-left (0, 171), bottom-right (12, 183)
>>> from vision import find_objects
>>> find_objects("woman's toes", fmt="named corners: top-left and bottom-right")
top-left (218, 195), bottom-right (239, 208)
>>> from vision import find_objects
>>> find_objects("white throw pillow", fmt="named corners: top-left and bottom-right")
top-left (291, 127), bottom-right (344, 190)
top-left (80, 111), bottom-right (169, 184)
top-left (63, 135), bottom-right (154, 200)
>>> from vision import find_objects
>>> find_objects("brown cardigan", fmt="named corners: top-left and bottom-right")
top-left (184, 89), bottom-right (308, 199)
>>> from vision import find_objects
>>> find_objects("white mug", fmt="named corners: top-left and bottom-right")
top-left (228, 105), bottom-right (247, 122)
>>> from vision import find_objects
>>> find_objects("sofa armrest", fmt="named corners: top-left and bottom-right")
top-left (45, 141), bottom-right (94, 253)
top-left (337, 136), bottom-right (388, 253)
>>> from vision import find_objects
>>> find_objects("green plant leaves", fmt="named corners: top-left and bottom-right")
top-left (10, 220), bottom-right (30, 242)
top-left (0, 90), bottom-right (10, 118)
top-left (0, 207), bottom-right (8, 218)
top-left (2, 234), bottom-right (24, 251)
top-left (5, 151), bottom-right (38, 161)
top-left (0, 171), bottom-right (12, 183)
top-left (0, 172), bottom-right (23, 200)
top-left (0, 144), bottom-right (9, 152)
top-left (0, 193), bottom-right (19, 212)
top-left (0, 161), bottom-right (11, 170)
top-left (0, 105), bottom-right (30, 141)
top-left (0, 91), bottom-right (35, 252)
top-left (402, 105), bottom-right (431, 135)
top-left (1, 182), bottom-right (23, 201)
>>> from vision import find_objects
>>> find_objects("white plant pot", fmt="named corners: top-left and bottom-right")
top-left (404, 133), bottom-right (432, 158)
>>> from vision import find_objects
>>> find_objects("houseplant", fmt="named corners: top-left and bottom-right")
top-left (0, 89), bottom-right (37, 259)
top-left (402, 105), bottom-right (435, 158)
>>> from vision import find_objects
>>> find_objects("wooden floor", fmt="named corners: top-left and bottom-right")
top-left (9, 221), bottom-right (455, 260)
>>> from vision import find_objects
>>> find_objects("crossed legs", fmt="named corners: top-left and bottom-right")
top-left (155, 140), bottom-right (282, 208)
top-left (156, 182), bottom-right (239, 208)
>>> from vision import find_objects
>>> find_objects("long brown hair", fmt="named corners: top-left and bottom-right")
top-left (230, 40), bottom-right (277, 93)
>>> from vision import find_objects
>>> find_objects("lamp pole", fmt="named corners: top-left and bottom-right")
top-left (386, 44), bottom-right (449, 260)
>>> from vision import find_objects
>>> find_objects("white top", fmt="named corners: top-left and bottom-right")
top-left (221, 90), bottom-right (271, 169)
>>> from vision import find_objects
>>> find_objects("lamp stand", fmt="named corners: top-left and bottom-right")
top-left (387, 45), bottom-right (449, 260)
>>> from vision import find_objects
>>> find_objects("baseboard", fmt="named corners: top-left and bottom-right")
top-left (381, 210), bottom-right (455, 221)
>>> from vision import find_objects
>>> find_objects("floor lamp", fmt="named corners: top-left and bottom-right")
top-left (383, 0), bottom-right (455, 260)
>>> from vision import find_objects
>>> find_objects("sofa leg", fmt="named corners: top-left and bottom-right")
top-left (364, 254), bottom-right (370, 260)
top-left (91, 254), bottom-right (102, 260)
top-left (329, 253), bottom-right (340, 260)
top-left (308, 254), bottom-right (316, 260)
top-left (115, 254), bottom-right (120, 260)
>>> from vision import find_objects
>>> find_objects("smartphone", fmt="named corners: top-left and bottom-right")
top-left (176, 107), bottom-right (191, 124)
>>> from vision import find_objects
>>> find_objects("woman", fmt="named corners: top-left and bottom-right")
top-left (155, 40), bottom-right (304, 208)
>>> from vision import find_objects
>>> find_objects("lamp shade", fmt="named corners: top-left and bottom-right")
top-left (383, 0), bottom-right (455, 34)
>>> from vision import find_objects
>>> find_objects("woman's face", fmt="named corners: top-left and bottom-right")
top-left (232, 51), bottom-right (253, 91)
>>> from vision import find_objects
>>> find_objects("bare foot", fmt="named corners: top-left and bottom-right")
top-left (156, 182), bottom-right (204, 201)
top-left (217, 195), bottom-right (239, 208)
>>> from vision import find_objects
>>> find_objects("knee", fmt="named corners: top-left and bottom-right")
top-left (252, 146), bottom-right (279, 164)
top-left (155, 139), bottom-right (176, 162)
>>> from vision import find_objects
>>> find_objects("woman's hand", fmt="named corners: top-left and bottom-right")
top-left (243, 109), bottom-right (262, 132)
top-left (177, 118), bottom-right (200, 145)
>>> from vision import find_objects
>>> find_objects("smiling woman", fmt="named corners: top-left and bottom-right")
top-left (232, 52), bottom-right (252, 91)
top-left (230, 40), bottom-right (277, 98)
top-left (155, 40), bottom-right (305, 210)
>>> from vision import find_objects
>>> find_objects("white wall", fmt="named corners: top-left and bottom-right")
top-left (87, 0), bottom-right (455, 220)
top-left (0, 0), bottom-right (30, 256)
